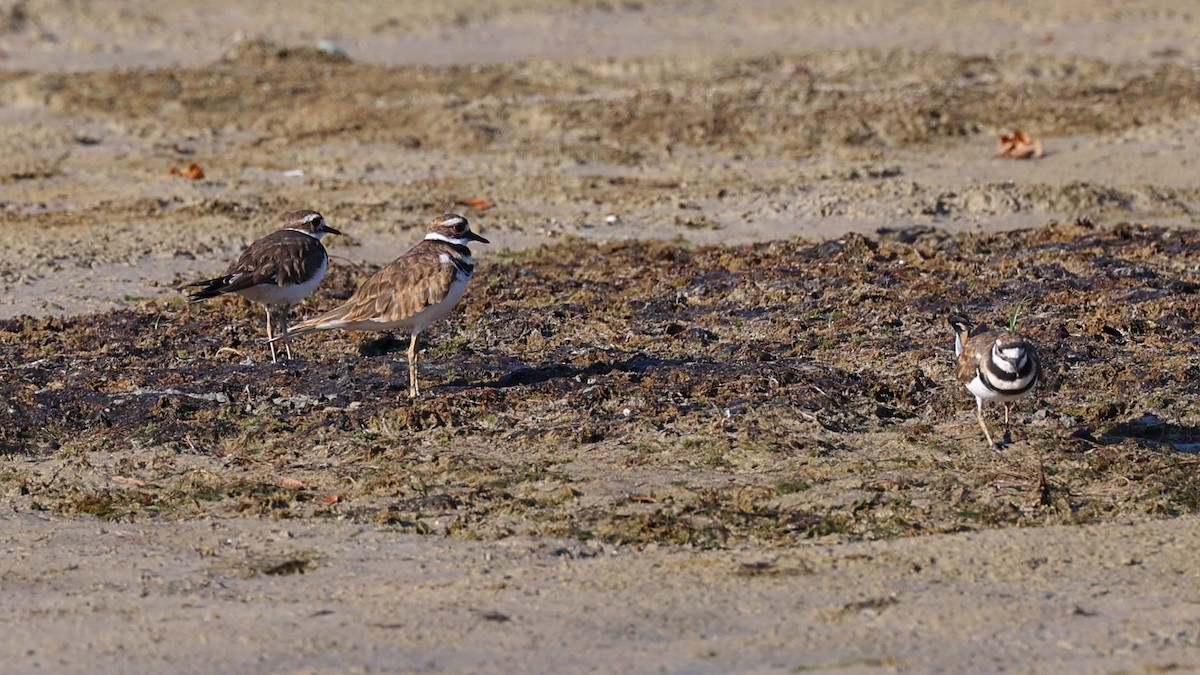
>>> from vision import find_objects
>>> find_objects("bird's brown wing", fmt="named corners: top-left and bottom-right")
top-left (337, 249), bottom-right (457, 323)
top-left (221, 230), bottom-right (326, 292)
top-left (289, 244), bottom-right (457, 334)
top-left (955, 330), bottom-right (999, 384)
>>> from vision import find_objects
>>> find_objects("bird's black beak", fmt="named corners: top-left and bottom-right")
top-left (322, 224), bottom-right (342, 235)
top-left (467, 231), bottom-right (489, 244)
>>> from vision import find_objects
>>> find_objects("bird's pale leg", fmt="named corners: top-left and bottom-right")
top-left (280, 307), bottom-right (293, 360)
top-left (976, 399), bottom-right (996, 448)
top-left (1003, 403), bottom-right (1013, 443)
top-left (265, 306), bottom-right (278, 364)
top-left (407, 332), bottom-right (420, 398)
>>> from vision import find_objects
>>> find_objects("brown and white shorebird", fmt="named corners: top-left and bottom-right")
top-left (186, 209), bottom-right (341, 363)
top-left (949, 314), bottom-right (1040, 448)
top-left (275, 213), bottom-right (488, 398)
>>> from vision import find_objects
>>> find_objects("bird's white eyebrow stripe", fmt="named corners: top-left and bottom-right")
top-left (425, 232), bottom-right (472, 246)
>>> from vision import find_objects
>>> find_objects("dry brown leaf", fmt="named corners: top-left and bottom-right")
top-left (457, 197), bottom-right (496, 211)
top-left (169, 162), bottom-right (206, 179)
top-left (998, 129), bottom-right (1043, 159)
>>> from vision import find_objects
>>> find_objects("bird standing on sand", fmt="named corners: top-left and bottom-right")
top-left (949, 314), bottom-right (1040, 448)
top-left (276, 213), bottom-right (488, 398)
top-left (186, 210), bottom-right (341, 363)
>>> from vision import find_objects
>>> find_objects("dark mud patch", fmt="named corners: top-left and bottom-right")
top-left (2, 219), bottom-right (1199, 546)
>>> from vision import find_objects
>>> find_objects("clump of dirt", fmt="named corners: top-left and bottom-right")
top-left (2, 218), bottom-right (1197, 546)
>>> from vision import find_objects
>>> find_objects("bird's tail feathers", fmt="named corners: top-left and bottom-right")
top-left (185, 276), bottom-right (232, 302)
top-left (267, 303), bottom-right (353, 343)
top-left (947, 313), bottom-right (984, 356)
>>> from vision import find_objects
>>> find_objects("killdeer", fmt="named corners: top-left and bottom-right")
top-left (949, 314), bottom-right (1040, 448)
top-left (187, 209), bottom-right (341, 363)
top-left (277, 213), bottom-right (488, 398)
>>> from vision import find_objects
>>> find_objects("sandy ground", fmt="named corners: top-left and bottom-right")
top-left (1, 0), bottom-right (1199, 672)
top-left (3, 513), bottom-right (1198, 673)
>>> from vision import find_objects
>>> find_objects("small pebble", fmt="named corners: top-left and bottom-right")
top-left (316, 40), bottom-right (349, 57)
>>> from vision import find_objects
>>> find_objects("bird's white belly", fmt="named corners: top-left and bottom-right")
top-left (966, 374), bottom-right (1032, 402)
top-left (237, 256), bottom-right (328, 306)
